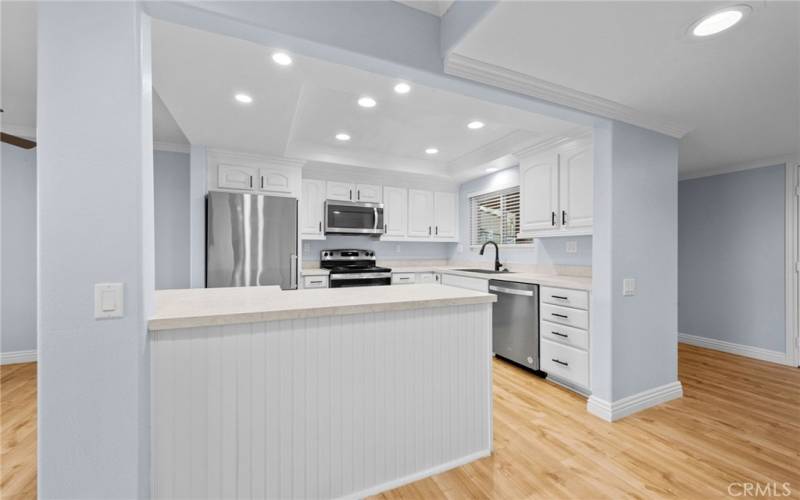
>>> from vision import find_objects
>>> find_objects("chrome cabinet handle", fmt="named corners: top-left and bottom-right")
top-left (552, 359), bottom-right (569, 367)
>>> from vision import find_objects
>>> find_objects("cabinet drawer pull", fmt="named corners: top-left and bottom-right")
top-left (399, 277), bottom-right (410, 280)
top-left (551, 331), bottom-right (568, 338)
top-left (358, 189), bottom-right (361, 200)
top-left (435, 225), bottom-right (438, 235)
top-left (562, 210), bottom-right (566, 225)
top-left (551, 313), bottom-right (568, 319)
top-left (428, 226), bottom-right (432, 235)
top-left (349, 189), bottom-right (352, 200)
top-left (551, 211), bottom-right (556, 226)
top-left (249, 176), bottom-right (253, 188)
top-left (310, 280), bottom-right (323, 284)
top-left (384, 223), bottom-right (387, 232)
top-left (552, 359), bottom-right (569, 367)
top-left (319, 221), bottom-right (322, 232)
top-left (261, 177), bottom-right (264, 189)
top-left (551, 295), bottom-right (568, 300)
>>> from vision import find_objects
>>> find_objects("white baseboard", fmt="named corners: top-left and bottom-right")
top-left (1, 349), bottom-right (37, 365)
top-left (678, 332), bottom-right (791, 366)
top-left (339, 449), bottom-right (491, 500)
top-left (587, 381), bottom-right (683, 422)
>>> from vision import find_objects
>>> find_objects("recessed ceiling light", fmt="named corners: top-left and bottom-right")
top-left (335, 133), bottom-right (351, 141)
top-left (690, 5), bottom-right (750, 37)
top-left (425, 147), bottom-right (439, 155)
top-left (358, 96), bottom-right (377, 108)
top-left (485, 167), bottom-right (498, 173)
top-left (271, 52), bottom-right (293, 66)
top-left (234, 93), bottom-right (253, 104)
top-left (394, 82), bottom-right (411, 94)
top-left (467, 121), bottom-right (485, 130)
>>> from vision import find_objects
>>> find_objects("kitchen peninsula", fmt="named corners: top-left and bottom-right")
top-left (149, 284), bottom-right (496, 499)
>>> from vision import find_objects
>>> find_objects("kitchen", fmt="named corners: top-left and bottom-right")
top-left (6, 1), bottom-right (796, 499)
top-left (146, 19), bottom-right (595, 497)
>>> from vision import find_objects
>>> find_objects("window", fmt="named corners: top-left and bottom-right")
top-left (469, 186), bottom-right (529, 246)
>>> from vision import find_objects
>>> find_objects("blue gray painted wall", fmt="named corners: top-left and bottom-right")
top-left (1, 143), bottom-right (37, 355)
top-left (303, 236), bottom-right (454, 263)
top-left (678, 164), bottom-right (786, 352)
top-left (449, 166), bottom-right (593, 268)
top-left (154, 151), bottom-right (191, 289)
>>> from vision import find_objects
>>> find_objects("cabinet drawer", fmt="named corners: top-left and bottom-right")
top-left (541, 286), bottom-right (588, 309)
top-left (541, 339), bottom-right (589, 388)
top-left (417, 272), bottom-right (436, 284)
top-left (392, 272), bottom-right (416, 285)
top-left (541, 320), bottom-right (588, 351)
top-left (540, 303), bottom-right (588, 330)
top-left (303, 276), bottom-right (328, 289)
top-left (441, 273), bottom-right (488, 292)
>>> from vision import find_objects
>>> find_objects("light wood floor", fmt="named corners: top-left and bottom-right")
top-left (2, 345), bottom-right (798, 499)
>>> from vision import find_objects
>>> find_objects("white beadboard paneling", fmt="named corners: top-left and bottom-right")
top-left (151, 304), bottom-right (492, 499)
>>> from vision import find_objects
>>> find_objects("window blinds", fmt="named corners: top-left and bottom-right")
top-left (469, 186), bottom-right (523, 246)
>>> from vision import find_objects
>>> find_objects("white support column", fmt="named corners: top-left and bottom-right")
top-left (588, 120), bottom-right (683, 421)
top-left (37, 3), bottom-right (153, 497)
top-left (189, 144), bottom-right (207, 288)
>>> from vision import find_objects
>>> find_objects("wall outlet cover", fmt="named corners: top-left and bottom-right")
top-left (94, 283), bottom-right (124, 319)
top-left (566, 241), bottom-right (578, 254)
top-left (623, 278), bottom-right (636, 296)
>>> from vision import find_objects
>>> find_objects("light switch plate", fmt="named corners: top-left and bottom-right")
top-left (95, 283), bottom-right (124, 319)
top-left (566, 240), bottom-right (578, 254)
top-left (623, 278), bottom-right (636, 296)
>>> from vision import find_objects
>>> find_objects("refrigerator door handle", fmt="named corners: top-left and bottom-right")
top-left (289, 254), bottom-right (298, 289)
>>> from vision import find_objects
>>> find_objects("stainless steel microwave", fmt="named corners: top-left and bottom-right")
top-left (324, 200), bottom-right (385, 235)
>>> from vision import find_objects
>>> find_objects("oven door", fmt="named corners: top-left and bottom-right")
top-left (329, 272), bottom-right (392, 288)
top-left (325, 200), bottom-right (384, 235)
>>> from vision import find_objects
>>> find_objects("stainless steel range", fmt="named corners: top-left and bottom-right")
top-left (321, 249), bottom-right (392, 288)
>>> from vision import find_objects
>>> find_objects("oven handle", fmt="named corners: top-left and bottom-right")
top-left (373, 207), bottom-right (378, 231)
top-left (330, 272), bottom-right (392, 280)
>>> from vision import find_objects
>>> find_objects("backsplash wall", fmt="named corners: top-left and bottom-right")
top-left (303, 235), bottom-right (455, 263)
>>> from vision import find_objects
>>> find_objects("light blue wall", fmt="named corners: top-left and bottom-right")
top-left (1, 143), bottom-right (37, 354)
top-left (679, 165), bottom-right (786, 352)
top-left (591, 121), bottom-right (680, 403)
top-left (154, 151), bottom-right (191, 289)
top-left (449, 166), bottom-right (593, 268)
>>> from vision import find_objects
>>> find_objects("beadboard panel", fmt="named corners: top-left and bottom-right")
top-left (151, 304), bottom-right (492, 499)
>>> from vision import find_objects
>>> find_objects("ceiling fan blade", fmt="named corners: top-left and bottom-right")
top-left (0, 132), bottom-right (36, 149)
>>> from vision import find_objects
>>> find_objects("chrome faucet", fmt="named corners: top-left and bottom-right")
top-left (479, 240), bottom-right (503, 271)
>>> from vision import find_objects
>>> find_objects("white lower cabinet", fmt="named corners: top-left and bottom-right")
top-left (417, 272), bottom-right (439, 284)
top-left (539, 285), bottom-right (590, 392)
top-left (302, 275), bottom-right (329, 289)
top-left (391, 272), bottom-right (416, 285)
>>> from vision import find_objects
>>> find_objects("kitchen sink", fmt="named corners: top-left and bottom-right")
top-left (452, 268), bottom-right (514, 274)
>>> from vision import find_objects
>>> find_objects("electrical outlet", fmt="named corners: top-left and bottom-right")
top-left (566, 240), bottom-right (578, 254)
top-left (623, 278), bottom-right (636, 296)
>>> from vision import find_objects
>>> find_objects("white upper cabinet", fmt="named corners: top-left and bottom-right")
top-left (518, 139), bottom-right (593, 236)
top-left (559, 143), bottom-right (593, 229)
top-left (434, 191), bottom-right (457, 239)
top-left (383, 186), bottom-right (408, 236)
top-left (408, 189), bottom-right (435, 237)
top-left (218, 164), bottom-right (258, 191)
top-left (258, 167), bottom-right (292, 195)
top-left (355, 184), bottom-right (382, 203)
top-left (301, 179), bottom-right (326, 237)
top-left (326, 181), bottom-right (354, 202)
top-left (519, 152), bottom-right (560, 232)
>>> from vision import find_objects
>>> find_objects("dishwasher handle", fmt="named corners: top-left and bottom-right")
top-left (489, 285), bottom-right (535, 297)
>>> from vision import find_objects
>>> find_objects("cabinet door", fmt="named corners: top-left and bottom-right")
top-left (407, 189), bottom-right (434, 238)
top-left (355, 183), bottom-right (382, 203)
top-left (433, 191), bottom-right (457, 239)
top-left (218, 164), bottom-right (257, 191)
top-left (258, 167), bottom-right (292, 194)
top-left (559, 143), bottom-right (593, 229)
top-left (301, 179), bottom-right (326, 236)
top-left (326, 181), bottom-right (354, 201)
top-left (519, 152), bottom-right (559, 232)
top-left (383, 186), bottom-right (407, 236)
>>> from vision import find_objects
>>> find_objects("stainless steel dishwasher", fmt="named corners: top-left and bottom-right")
top-left (489, 280), bottom-right (540, 371)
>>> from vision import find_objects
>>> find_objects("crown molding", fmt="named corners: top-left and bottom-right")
top-left (445, 53), bottom-right (692, 139)
top-left (154, 141), bottom-right (191, 154)
top-left (513, 128), bottom-right (591, 159)
top-left (1, 124), bottom-right (36, 139)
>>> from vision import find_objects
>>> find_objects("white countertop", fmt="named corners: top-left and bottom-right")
top-left (149, 284), bottom-right (496, 331)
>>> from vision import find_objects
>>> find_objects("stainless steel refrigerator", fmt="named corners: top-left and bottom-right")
top-left (206, 191), bottom-right (298, 289)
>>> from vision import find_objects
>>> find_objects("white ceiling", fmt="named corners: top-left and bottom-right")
top-left (152, 19), bottom-right (580, 179)
top-left (451, 1), bottom-right (800, 175)
top-left (393, 0), bottom-right (455, 17)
